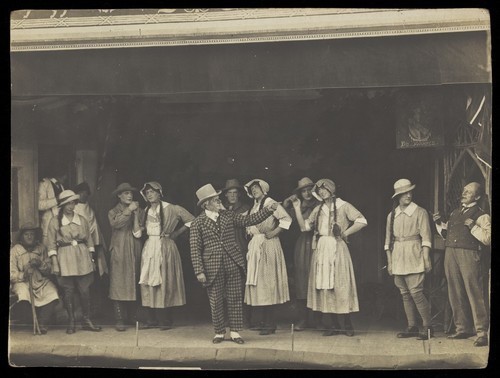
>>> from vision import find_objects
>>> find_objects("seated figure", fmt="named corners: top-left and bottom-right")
top-left (10, 222), bottom-right (59, 334)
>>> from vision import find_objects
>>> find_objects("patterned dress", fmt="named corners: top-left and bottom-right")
top-left (140, 201), bottom-right (194, 308)
top-left (244, 197), bottom-right (291, 306)
top-left (305, 198), bottom-right (367, 314)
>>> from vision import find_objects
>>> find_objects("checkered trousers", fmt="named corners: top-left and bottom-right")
top-left (207, 250), bottom-right (243, 334)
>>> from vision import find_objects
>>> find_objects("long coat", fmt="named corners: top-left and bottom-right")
top-left (108, 203), bottom-right (144, 301)
top-left (189, 207), bottom-right (273, 287)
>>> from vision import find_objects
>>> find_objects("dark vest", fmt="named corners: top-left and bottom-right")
top-left (445, 205), bottom-right (485, 250)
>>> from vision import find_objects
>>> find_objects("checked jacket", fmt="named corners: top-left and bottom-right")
top-left (190, 207), bottom-right (274, 286)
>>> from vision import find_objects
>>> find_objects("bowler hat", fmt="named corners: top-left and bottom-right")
top-left (196, 184), bottom-right (222, 207)
top-left (392, 179), bottom-right (416, 199)
top-left (57, 190), bottom-right (80, 207)
top-left (112, 183), bottom-right (138, 197)
top-left (293, 177), bottom-right (315, 193)
top-left (222, 178), bottom-right (243, 193)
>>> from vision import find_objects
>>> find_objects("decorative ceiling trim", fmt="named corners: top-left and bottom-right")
top-left (10, 8), bottom-right (490, 52)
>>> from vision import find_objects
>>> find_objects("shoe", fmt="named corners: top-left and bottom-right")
top-left (259, 328), bottom-right (276, 335)
top-left (397, 326), bottom-right (419, 338)
top-left (322, 329), bottom-right (340, 337)
top-left (138, 321), bottom-right (159, 330)
top-left (66, 326), bottom-right (75, 335)
top-left (473, 336), bottom-right (488, 347)
top-left (231, 337), bottom-right (245, 344)
top-left (447, 332), bottom-right (474, 340)
top-left (212, 335), bottom-right (225, 344)
top-left (115, 320), bottom-right (126, 332)
top-left (344, 325), bottom-right (355, 337)
top-left (250, 322), bottom-right (265, 331)
top-left (294, 319), bottom-right (307, 332)
top-left (39, 327), bottom-right (48, 335)
top-left (82, 318), bottom-right (102, 332)
top-left (416, 327), bottom-right (434, 340)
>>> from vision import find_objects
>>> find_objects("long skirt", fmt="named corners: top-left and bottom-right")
top-left (244, 237), bottom-right (290, 306)
top-left (140, 237), bottom-right (186, 308)
top-left (294, 231), bottom-right (314, 300)
top-left (307, 236), bottom-right (359, 314)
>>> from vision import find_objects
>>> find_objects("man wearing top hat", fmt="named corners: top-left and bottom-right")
top-left (433, 182), bottom-right (491, 347)
top-left (189, 184), bottom-right (278, 344)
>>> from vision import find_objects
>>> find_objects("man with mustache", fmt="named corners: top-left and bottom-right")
top-left (433, 182), bottom-right (491, 347)
top-left (190, 184), bottom-right (277, 345)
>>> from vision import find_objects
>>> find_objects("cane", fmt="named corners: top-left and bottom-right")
top-left (28, 273), bottom-right (41, 335)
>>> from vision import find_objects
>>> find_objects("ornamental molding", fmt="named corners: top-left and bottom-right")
top-left (11, 8), bottom-right (490, 51)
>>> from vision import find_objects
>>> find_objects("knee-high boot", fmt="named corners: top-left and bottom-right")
top-left (80, 291), bottom-right (102, 332)
top-left (63, 292), bottom-right (76, 334)
top-left (113, 301), bottom-right (126, 331)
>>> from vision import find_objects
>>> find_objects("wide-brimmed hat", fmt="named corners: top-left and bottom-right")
top-left (392, 179), bottom-right (416, 199)
top-left (112, 183), bottom-right (138, 197)
top-left (73, 181), bottom-right (91, 195)
top-left (17, 222), bottom-right (41, 242)
top-left (57, 190), bottom-right (80, 207)
top-left (312, 179), bottom-right (336, 201)
top-left (244, 179), bottom-right (270, 198)
top-left (140, 181), bottom-right (163, 201)
top-left (222, 178), bottom-right (244, 193)
top-left (293, 177), bottom-right (315, 193)
top-left (196, 184), bottom-right (222, 207)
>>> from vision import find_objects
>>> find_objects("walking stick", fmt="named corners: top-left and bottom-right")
top-left (28, 273), bottom-right (41, 335)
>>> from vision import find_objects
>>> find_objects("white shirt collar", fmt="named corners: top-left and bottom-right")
top-left (61, 214), bottom-right (82, 226)
top-left (321, 197), bottom-right (346, 213)
top-left (205, 209), bottom-right (219, 222)
top-left (395, 202), bottom-right (417, 217)
top-left (462, 202), bottom-right (477, 209)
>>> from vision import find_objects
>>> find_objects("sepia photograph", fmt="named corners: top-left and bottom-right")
top-left (9, 8), bottom-right (492, 370)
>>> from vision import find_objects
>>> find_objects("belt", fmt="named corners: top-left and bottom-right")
top-left (56, 240), bottom-right (86, 248)
top-left (394, 235), bottom-right (421, 242)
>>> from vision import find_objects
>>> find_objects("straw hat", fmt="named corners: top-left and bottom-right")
top-left (392, 179), bottom-right (416, 199)
top-left (293, 177), bottom-right (315, 193)
top-left (244, 179), bottom-right (270, 198)
top-left (57, 190), bottom-right (80, 207)
top-left (112, 183), bottom-right (137, 197)
top-left (196, 184), bottom-right (221, 207)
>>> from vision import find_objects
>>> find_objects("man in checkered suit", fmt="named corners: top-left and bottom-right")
top-left (190, 184), bottom-right (278, 344)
